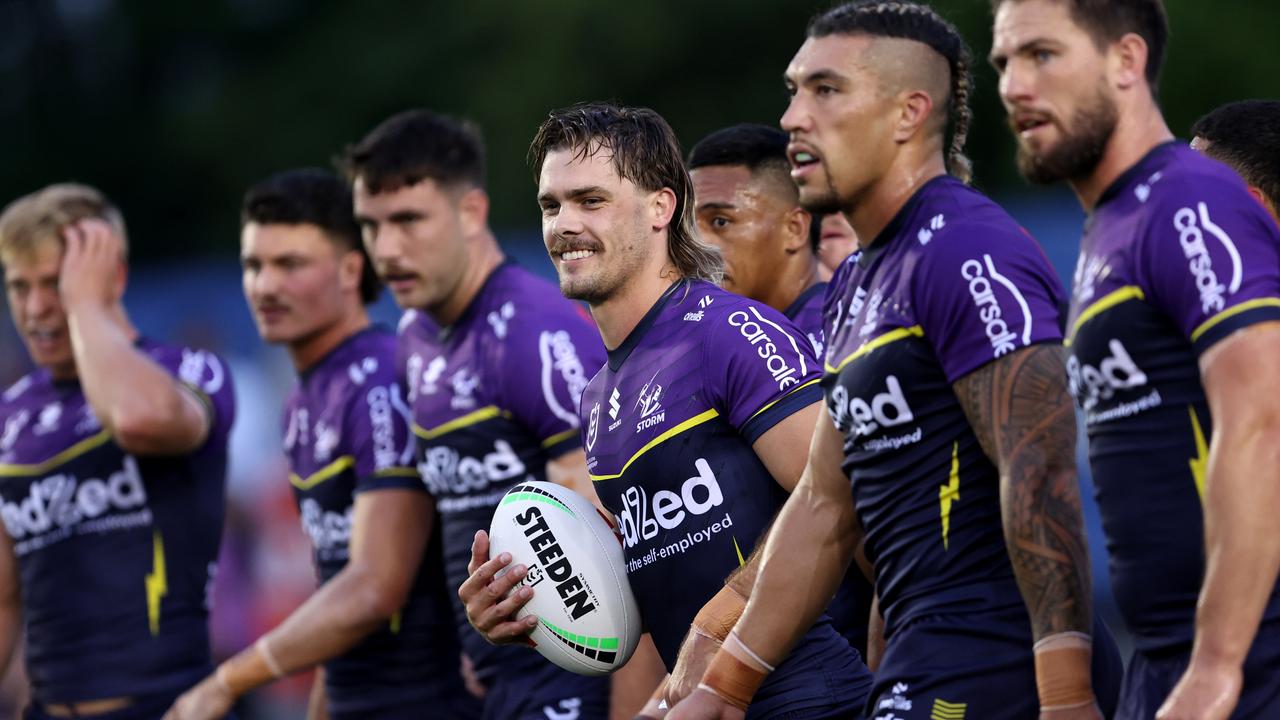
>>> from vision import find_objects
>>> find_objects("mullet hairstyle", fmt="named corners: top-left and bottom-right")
top-left (0, 183), bottom-right (128, 263)
top-left (809, 1), bottom-right (975, 184)
top-left (528, 101), bottom-right (723, 284)
top-left (242, 168), bottom-right (381, 304)
top-left (990, 0), bottom-right (1169, 90)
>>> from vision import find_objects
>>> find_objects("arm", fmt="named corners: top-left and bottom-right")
top-left (669, 406), bottom-right (860, 719)
top-left (60, 221), bottom-right (210, 456)
top-left (865, 593), bottom-right (885, 673)
top-left (951, 344), bottom-right (1097, 716)
top-left (1158, 323), bottom-right (1280, 720)
top-left (165, 489), bottom-right (433, 720)
top-left (305, 667), bottom-right (329, 720)
top-left (0, 530), bottom-right (21, 680)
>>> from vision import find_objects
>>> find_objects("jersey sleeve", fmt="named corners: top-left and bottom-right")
top-left (1137, 176), bottom-right (1280, 355)
top-left (147, 344), bottom-right (237, 452)
top-left (913, 221), bottom-right (1066, 383)
top-left (343, 368), bottom-right (423, 495)
top-left (498, 303), bottom-right (606, 458)
top-left (702, 300), bottom-right (824, 444)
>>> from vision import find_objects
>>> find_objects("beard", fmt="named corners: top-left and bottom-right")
top-left (798, 171), bottom-right (844, 215)
top-left (1015, 85), bottom-right (1120, 185)
top-left (554, 220), bottom-right (651, 306)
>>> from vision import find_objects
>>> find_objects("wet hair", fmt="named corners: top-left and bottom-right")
top-left (688, 124), bottom-right (816, 250)
top-left (1191, 99), bottom-right (1280, 212)
top-left (0, 183), bottom-right (128, 262)
top-left (529, 101), bottom-right (723, 283)
top-left (242, 168), bottom-right (380, 304)
top-left (341, 109), bottom-right (486, 194)
top-left (809, 1), bottom-right (974, 184)
top-left (991, 0), bottom-right (1169, 89)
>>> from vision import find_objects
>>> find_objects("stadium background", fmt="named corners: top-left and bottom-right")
top-left (0, 0), bottom-right (1276, 716)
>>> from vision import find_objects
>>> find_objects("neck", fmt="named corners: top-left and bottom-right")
top-left (288, 306), bottom-right (371, 372)
top-left (847, 152), bottom-right (948, 249)
top-left (1071, 95), bottom-right (1173, 211)
top-left (590, 260), bottom-right (680, 351)
top-left (760, 255), bottom-right (823, 315)
top-left (429, 230), bottom-right (505, 327)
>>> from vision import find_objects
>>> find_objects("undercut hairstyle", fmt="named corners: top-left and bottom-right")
top-left (341, 109), bottom-right (487, 194)
top-left (529, 101), bottom-right (723, 284)
top-left (242, 168), bottom-right (380, 305)
top-left (688, 124), bottom-right (814, 249)
top-left (1191, 100), bottom-right (1280, 212)
top-left (0, 183), bottom-right (128, 263)
top-left (810, 1), bottom-right (974, 184)
top-left (991, 0), bottom-right (1169, 89)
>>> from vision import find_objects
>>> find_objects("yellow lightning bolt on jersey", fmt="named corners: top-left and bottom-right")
top-left (145, 530), bottom-right (168, 636)
top-left (1188, 406), bottom-right (1209, 501)
top-left (939, 442), bottom-right (960, 550)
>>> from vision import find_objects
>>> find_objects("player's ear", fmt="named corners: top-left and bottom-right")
top-left (783, 207), bottom-right (811, 254)
top-left (893, 89), bottom-right (934, 144)
top-left (339, 249), bottom-right (363, 294)
top-left (457, 187), bottom-right (490, 238)
top-left (112, 260), bottom-right (128, 301)
top-left (650, 187), bottom-right (678, 232)
top-left (1109, 32), bottom-right (1148, 91)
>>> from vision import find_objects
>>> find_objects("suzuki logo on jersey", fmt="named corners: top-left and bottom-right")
top-left (1174, 203), bottom-right (1242, 315)
top-left (616, 458), bottom-right (724, 548)
top-left (961, 255), bottom-right (1033, 358)
top-left (407, 355), bottom-right (447, 402)
top-left (419, 439), bottom-right (527, 496)
top-left (1066, 339), bottom-right (1148, 412)
top-left (727, 309), bottom-right (807, 391)
top-left (299, 498), bottom-right (353, 555)
top-left (828, 376), bottom-right (914, 438)
top-left (515, 506), bottom-right (597, 620)
top-left (2, 456), bottom-right (148, 540)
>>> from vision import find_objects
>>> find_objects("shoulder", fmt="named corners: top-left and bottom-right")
top-left (1, 372), bottom-right (42, 408)
top-left (142, 339), bottom-right (232, 397)
top-left (485, 265), bottom-right (593, 340)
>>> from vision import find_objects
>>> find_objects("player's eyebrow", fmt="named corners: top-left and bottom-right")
top-left (990, 37), bottom-right (1061, 67)
top-left (697, 201), bottom-right (736, 212)
top-left (787, 68), bottom-right (850, 88)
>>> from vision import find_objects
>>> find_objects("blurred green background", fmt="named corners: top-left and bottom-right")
top-left (1, 0), bottom-right (1276, 261)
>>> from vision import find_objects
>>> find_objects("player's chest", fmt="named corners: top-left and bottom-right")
top-left (403, 337), bottom-right (495, 424)
top-left (581, 353), bottom-right (710, 466)
top-left (283, 396), bottom-right (350, 477)
top-left (825, 263), bottom-right (917, 372)
top-left (1, 393), bottom-right (103, 467)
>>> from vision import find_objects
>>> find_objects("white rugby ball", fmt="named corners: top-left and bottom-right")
top-left (488, 481), bottom-right (640, 676)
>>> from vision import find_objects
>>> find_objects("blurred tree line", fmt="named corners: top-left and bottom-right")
top-left (0, 0), bottom-right (1275, 261)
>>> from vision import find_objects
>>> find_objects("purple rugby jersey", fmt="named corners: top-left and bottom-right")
top-left (398, 261), bottom-right (607, 684)
top-left (782, 281), bottom-right (828, 360)
top-left (282, 326), bottom-right (468, 714)
top-left (1066, 141), bottom-right (1280, 654)
top-left (822, 175), bottom-right (1066, 637)
top-left (583, 279), bottom-right (870, 718)
top-left (0, 339), bottom-right (233, 704)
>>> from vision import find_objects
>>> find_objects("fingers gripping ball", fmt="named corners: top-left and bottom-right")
top-left (488, 482), bottom-right (641, 676)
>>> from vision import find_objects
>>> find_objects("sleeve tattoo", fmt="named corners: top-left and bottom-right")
top-left (952, 343), bottom-right (1093, 640)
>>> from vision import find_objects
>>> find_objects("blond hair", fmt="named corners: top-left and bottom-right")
top-left (0, 183), bottom-right (128, 262)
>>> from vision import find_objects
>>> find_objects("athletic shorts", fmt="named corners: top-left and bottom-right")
top-left (481, 662), bottom-right (610, 720)
top-left (1118, 621), bottom-right (1280, 720)
top-left (868, 610), bottom-right (1121, 720)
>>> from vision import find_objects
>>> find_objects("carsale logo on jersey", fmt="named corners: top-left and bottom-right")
top-left (727, 307), bottom-right (808, 391)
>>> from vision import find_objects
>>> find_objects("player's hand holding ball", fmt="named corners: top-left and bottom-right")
top-left (162, 675), bottom-right (235, 720)
top-left (59, 219), bottom-right (124, 312)
top-left (459, 529), bottom-right (539, 644)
